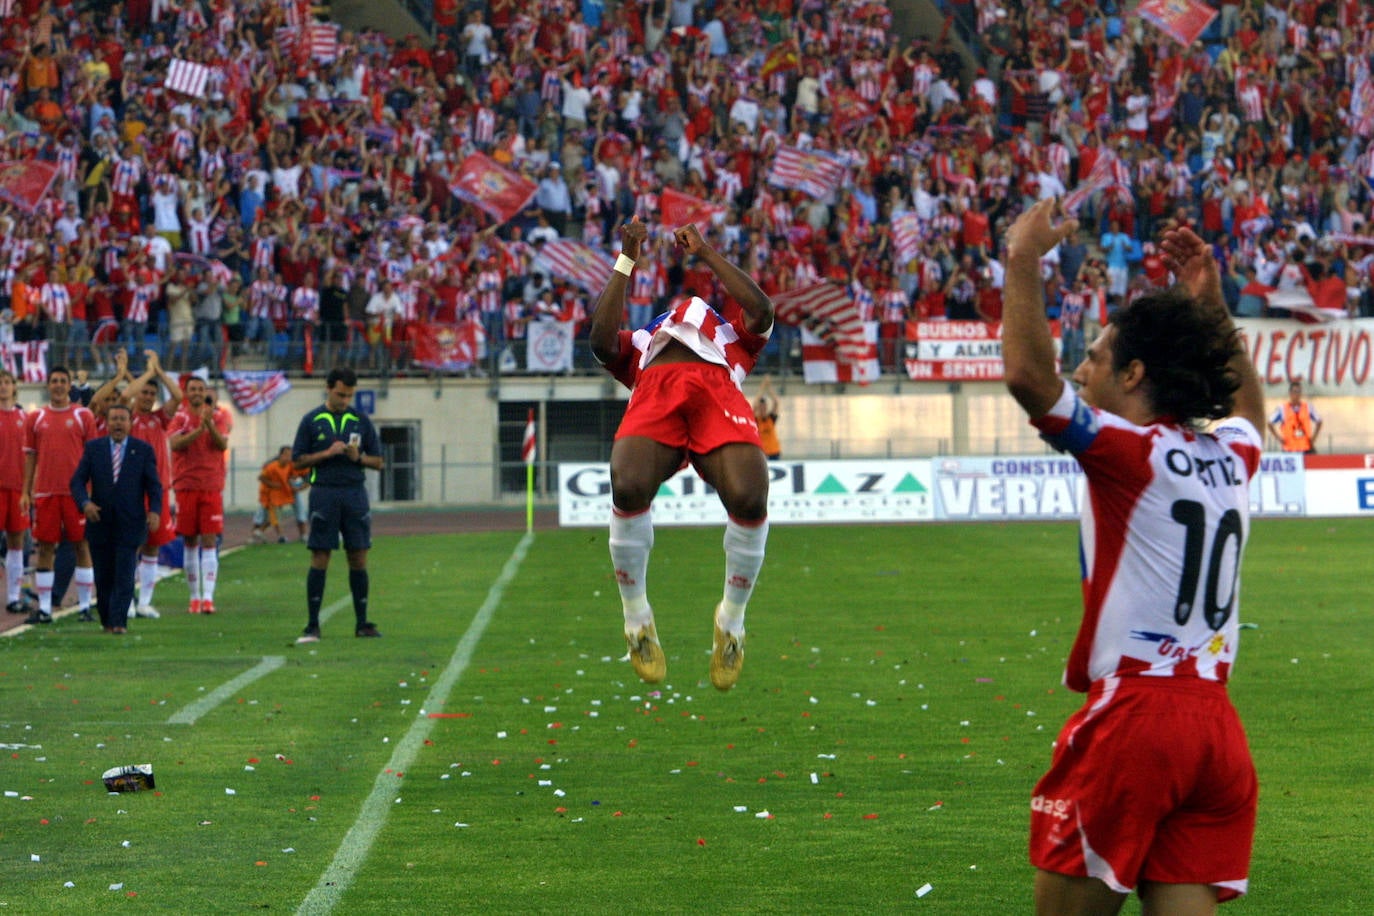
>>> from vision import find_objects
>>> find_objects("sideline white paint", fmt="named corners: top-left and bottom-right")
top-left (166, 595), bottom-right (349, 725)
top-left (167, 655), bottom-right (286, 725)
top-left (296, 532), bottom-right (533, 916)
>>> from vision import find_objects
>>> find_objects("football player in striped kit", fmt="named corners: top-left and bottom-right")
top-left (590, 217), bottom-right (772, 692)
top-left (1003, 200), bottom-right (1266, 915)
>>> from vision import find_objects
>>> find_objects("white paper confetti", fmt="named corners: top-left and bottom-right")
top-left (916, 883), bottom-right (933, 898)
top-left (225, 788), bottom-right (236, 795)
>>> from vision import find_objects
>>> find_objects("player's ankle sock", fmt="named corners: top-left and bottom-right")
top-left (74, 566), bottom-right (95, 612)
top-left (349, 569), bottom-right (369, 625)
top-left (609, 507), bottom-right (653, 628)
top-left (183, 545), bottom-right (200, 602)
top-left (306, 567), bottom-right (326, 629)
top-left (138, 554), bottom-right (158, 607)
top-left (199, 548), bottom-right (219, 602)
top-left (36, 569), bottom-right (53, 615)
top-left (6, 549), bottom-right (23, 604)
top-left (719, 516), bottom-right (768, 635)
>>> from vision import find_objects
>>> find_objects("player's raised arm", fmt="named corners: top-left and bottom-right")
top-left (1002, 199), bottom-right (1078, 418)
top-left (1159, 224), bottom-right (1265, 434)
top-left (590, 216), bottom-right (648, 366)
top-left (674, 223), bottom-right (773, 336)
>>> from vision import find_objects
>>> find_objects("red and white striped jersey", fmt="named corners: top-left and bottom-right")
top-left (1031, 381), bottom-right (1262, 693)
top-left (251, 235), bottom-right (276, 271)
top-left (290, 286), bottom-right (320, 322)
top-left (248, 278), bottom-right (275, 319)
top-left (112, 157), bottom-right (142, 197)
top-left (605, 295), bottom-right (772, 391)
top-left (475, 269), bottom-right (503, 314)
top-left (39, 283), bottom-right (70, 323)
top-left (629, 260), bottom-right (665, 307)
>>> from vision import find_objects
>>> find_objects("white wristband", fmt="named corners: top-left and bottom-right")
top-left (614, 253), bottom-right (636, 276)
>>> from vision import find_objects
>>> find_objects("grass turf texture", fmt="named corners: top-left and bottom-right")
top-left (1, 519), bottom-right (1371, 913)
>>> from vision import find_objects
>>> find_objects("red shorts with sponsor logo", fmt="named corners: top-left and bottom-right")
top-left (0, 488), bottom-right (29, 532)
top-left (145, 489), bottom-right (176, 548)
top-left (175, 489), bottom-right (224, 537)
top-left (33, 494), bottom-right (85, 544)
top-left (615, 361), bottom-right (761, 455)
top-left (1029, 677), bottom-right (1256, 900)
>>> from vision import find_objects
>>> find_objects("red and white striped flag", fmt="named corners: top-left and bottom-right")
top-left (767, 146), bottom-right (847, 200)
top-left (165, 59), bottom-right (211, 98)
top-left (799, 322), bottom-right (880, 385)
top-left (773, 282), bottom-right (876, 383)
top-left (521, 409), bottom-right (536, 465)
top-left (659, 187), bottom-right (725, 232)
top-left (18, 341), bottom-right (48, 383)
top-left (534, 239), bottom-right (615, 293)
top-left (890, 213), bottom-right (923, 264)
top-left (1063, 149), bottom-right (1132, 215)
top-left (222, 370), bottom-right (292, 415)
top-left (307, 23), bottom-right (339, 61)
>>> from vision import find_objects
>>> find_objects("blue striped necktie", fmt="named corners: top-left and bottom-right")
top-left (112, 441), bottom-right (123, 482)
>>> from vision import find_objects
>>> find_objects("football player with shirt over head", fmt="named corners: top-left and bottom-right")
top-left (1001, 200), bottom-right (1267, 915)
top-left (589, 216), bottom-right (773, 692)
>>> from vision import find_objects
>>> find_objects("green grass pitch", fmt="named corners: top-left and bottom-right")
top-left (1, 518), bottom-right (1371, 913)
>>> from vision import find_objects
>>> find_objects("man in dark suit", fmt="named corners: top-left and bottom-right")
top-left (70, 403), bottom-right (162, 634)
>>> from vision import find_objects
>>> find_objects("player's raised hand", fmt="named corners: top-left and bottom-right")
top-left (1005, 199), bottom-right (1077, 262)
top-left (1159, 225), bottom-right (1221, 306)
top-left (673, 223), bottom-right (707, 255)
top-left (620, 215), bottom-right (648, 260)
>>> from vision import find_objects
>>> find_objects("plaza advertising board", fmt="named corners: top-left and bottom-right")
top-left (557, 454), bottom-right (1309, 526)
top-left (557, 460), bottom-right (936, 527)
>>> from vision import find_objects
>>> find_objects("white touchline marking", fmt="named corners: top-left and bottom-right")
top-left (166, 595), bottom-right (350, 725)
top-left (296, 532), bottom-right (533, 916)
top-left (167, 656), bottom-right (286, 725)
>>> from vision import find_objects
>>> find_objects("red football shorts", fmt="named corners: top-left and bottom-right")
top-left (145, 489), bottom-right (176, 547)
top-left (33, 494), bottom-right (85, 544)
top-left (175, 489), bottom-right (224, 537)
top-left (1029, 677), bottom-right (1256, 901)
top-left (615, 361), bottom-right (761, 455)
top-left (0, 488), bottom-right (29, 532)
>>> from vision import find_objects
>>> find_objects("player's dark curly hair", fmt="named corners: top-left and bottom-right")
top-left (1109, 287), bottom-right (1241, 427)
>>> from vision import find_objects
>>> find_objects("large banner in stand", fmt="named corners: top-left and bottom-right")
top-left (558, 460), bottom-right (936, 527)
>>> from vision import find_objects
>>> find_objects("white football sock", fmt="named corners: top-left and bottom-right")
top-left (609, 507), bottom-right (654, 630)
top-left (719, 516), bottom-right (768, 635)
top-left (183, 544), bottom-right (200, 602)
top-left (74, 566), bottom-right (95, 612)
top-left (6, 549), bottom-right (23, 604)
top-left (138, 554), bottom-right (158, 607)
top-left (200, 548), bottom-right (218, 602)
top-left (36, 569), bottom-right (53, 615)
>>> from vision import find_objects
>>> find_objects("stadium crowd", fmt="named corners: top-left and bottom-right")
top-left (2, 0), bottom-right (1374, 381)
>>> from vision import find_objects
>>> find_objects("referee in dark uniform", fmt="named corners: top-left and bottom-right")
top-left (291, 367), bottom-right (385, 643)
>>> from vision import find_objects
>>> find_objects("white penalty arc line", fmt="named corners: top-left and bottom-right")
top-left (296, 531), bottom-right (533, 916)
top-left (166, 596), bottom-right (351, 726)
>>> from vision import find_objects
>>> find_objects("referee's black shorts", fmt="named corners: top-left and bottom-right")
top-left (307, 485), bottom-right (372, 552)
